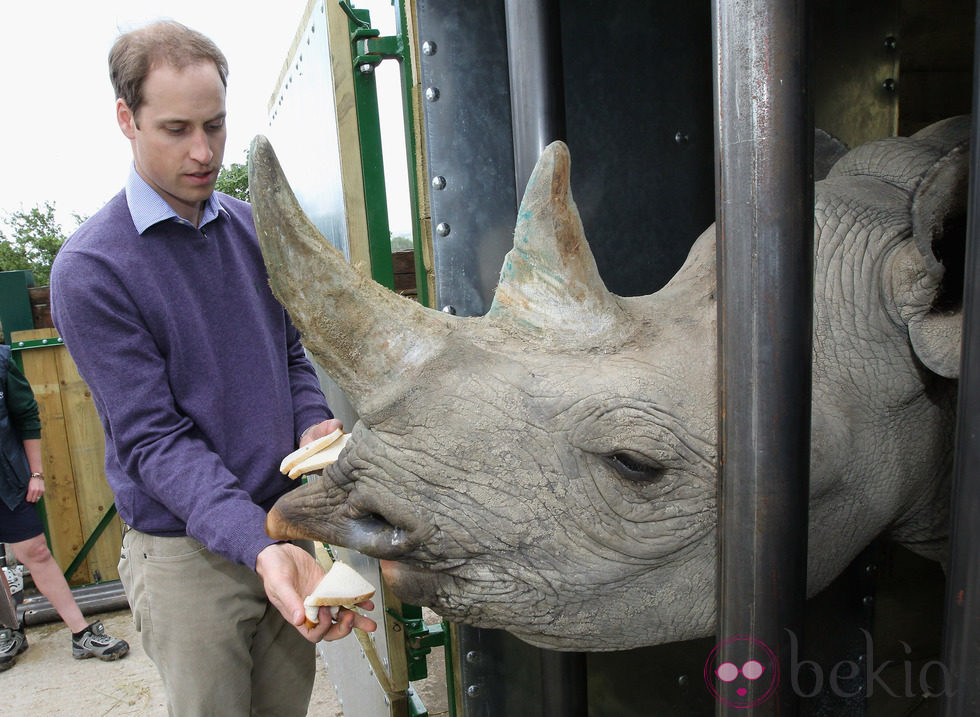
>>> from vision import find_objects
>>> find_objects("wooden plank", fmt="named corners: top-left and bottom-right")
top-left (392, 250), bottom-right (418, 296)
top-left (12, 329), bottom-right (91, 584)
top-left (327, 0), bottom-right (372, 272)
top-left (54, 345), bottom-right (121, 582)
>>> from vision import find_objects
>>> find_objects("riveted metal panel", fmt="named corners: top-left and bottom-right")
top-left (416, 0), bottom-right (517, 317)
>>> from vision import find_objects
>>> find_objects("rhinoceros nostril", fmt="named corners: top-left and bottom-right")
top-left (342, 511), bottom-right (417, 558)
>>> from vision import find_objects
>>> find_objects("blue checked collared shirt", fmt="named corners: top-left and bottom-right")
top-left (125, 164), bottom-right (226, 234)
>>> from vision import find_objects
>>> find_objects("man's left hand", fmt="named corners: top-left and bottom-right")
top-left (255, 542), bottom-right (377, 642)
top-left (299, 418), bottom-right (344, 447)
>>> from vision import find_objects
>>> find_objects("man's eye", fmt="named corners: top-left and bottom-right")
top-left (165, 126), bottom-right (185, 135)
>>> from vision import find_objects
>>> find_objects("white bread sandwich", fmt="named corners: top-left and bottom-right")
top-left (279, 428), bottom-right (344, 474)
top-left (287, 433), bottom-right (350, 479)
top-left (303, 559), bottom-right (376, 628)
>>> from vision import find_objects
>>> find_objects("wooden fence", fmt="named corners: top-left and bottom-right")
top-left (11, 328), bottom-right (121, 585)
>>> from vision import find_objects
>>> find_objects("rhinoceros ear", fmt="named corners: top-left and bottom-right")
top-left (906, 130), bottom-right (969, 379)
top-left (486, 141), bottom-right (627, 340)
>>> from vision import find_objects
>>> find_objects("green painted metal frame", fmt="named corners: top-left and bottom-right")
top-left (340, 0), bottom-right (430, 307)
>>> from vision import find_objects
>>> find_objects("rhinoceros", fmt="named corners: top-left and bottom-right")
top-left (250, 116), bottom-right (966, 651)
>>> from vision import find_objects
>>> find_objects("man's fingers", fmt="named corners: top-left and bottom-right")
top-left (353, 614), bottom-right (378, 633)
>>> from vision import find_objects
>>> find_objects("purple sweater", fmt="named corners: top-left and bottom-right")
top-left (50, 190), bottom-right (331, 568)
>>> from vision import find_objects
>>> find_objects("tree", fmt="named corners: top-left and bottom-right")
top-left (0, 202), bottom-right (79, 286)
top-left (216, 162), bottom-right (249, 202)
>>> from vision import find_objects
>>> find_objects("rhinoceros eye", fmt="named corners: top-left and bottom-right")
top-left (603, 452), bottom-right (665, 484)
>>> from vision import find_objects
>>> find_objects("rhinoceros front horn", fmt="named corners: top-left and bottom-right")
top-left (248, 135), bottom-right (452, 412)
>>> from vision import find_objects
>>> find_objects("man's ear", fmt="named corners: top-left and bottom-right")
top-left (117, 99), bottom-right (137, 140)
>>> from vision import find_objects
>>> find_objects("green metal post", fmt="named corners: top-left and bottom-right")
top-left (343, 3), bottom-right (396, 290)
top-left (341, 1), bottom-right (430, 306)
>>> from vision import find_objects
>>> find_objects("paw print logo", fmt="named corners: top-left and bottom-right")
top-left (704, 636), bottom-right (779, 708)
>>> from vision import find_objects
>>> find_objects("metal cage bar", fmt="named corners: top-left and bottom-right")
top-left (713, 0), bottom-right (814, 714)
top-left (504, 0), bottom-right (567, 201)
top-left (940, 5), bottom-right (980, 710)
top-left (503, 2), bottom-right (585, 716)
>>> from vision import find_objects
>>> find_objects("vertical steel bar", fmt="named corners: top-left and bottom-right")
top-left (0, 567), bottom-right (17, 629)
top-left (713, 0), bottom-right (813, 714)
top-left (504, 0), bottom-right (567, 200)
top-left (940, 6), bottom-right (980, 710)
top-left (503, 3), bottom-right (584, 716)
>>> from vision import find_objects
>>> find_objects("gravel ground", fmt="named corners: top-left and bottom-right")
top-left (1, 607), bottom-right (449, 716)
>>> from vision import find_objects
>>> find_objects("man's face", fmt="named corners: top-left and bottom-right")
top-left (117, 61), bottom-right (227, 224)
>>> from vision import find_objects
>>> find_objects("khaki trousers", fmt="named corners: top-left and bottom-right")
top-left (118, 528), bottom-right (315, 717)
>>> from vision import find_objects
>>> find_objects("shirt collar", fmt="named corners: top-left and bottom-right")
top-left (125, 164), bottom-right (226, 234)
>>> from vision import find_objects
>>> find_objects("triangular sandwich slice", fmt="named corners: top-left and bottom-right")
top-left (303, 559), bottom-right (376, 628)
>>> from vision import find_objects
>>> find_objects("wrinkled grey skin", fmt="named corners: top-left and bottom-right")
top-left (251, 117), bottom-right (965, 651)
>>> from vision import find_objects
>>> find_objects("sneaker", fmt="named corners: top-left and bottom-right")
top-left (71, 620), bottom-right (129, 661)
top-left (0, 625), bottom-right (28, 671)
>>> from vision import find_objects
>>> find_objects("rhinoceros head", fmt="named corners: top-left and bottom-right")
top-left (250, 117), bottom-right (964, 651)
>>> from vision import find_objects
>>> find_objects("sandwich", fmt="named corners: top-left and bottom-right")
top-left (303, 560), bottom-right (376, 628)
top-left (279, 429), bottom-right (349, 479)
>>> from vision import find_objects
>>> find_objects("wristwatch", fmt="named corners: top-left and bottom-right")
top-left (30, 472), bottom-right (43, 480)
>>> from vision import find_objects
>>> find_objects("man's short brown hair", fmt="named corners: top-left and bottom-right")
top-left (109, 20), bottom-right (229, 119)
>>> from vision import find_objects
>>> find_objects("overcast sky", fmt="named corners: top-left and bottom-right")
top-left (0, 1), bottom-right (312, 228)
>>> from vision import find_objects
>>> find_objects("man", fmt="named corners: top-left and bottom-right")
top-left (0, 341), bottom-right (129, 671)
top-left (50, 21), bottom-right (375, 715)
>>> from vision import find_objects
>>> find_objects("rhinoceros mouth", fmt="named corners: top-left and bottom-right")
top-left (266, 463), bottom-right (430, 561)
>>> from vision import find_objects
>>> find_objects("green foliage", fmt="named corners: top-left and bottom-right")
top-left (0, 202), bottom-right (78, 286)
top-left (390, 234), bottom-right (413, 251)
top-left (216, 162), bottom-right (250, 202)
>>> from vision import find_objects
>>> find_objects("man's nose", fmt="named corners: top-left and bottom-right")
top-left (189, 129), bottom-right (214, 164)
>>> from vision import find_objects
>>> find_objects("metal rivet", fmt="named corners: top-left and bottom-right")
top-left (466, 684), bottom-right (481, 698)
top-left (431, 175), bottom-right (447, 190)
top-left (360, 64), bottom-right (375, 74)
top-left (884, 35), bottom-right (897, 50)
top-left (675, 131), bottom-right (689, 144)
top-left (442, 305), bottom-right (457, 315)
top-left (862, 595), bottom-right (874, 607)
top-left (881, 78), bottom-right (896, 92)
top-left (422, 41), bottom-right (437, 56)
top-left (425, 87), bottom-right (440, 102)
top-left (436, 222), bottom-right (451, 237)
top-left (677, 675), bottom-right (689, 688)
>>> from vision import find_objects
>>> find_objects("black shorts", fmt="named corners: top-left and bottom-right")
top-left (0, 497), bottom-right (44, 544)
